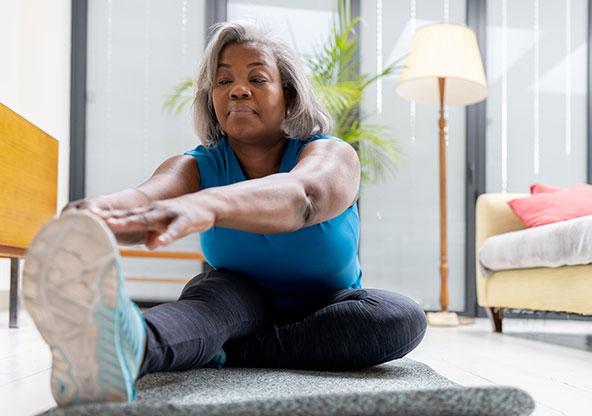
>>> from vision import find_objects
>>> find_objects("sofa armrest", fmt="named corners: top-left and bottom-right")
top-left (475, 193), bottom-right (528, 306)
top-left (475, 193), bottom-right (528, 249)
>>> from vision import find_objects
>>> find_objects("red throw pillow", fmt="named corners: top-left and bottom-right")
top-left (530, 182), bottom-right (562, 194)
top-left (508, 183), bottom-right (592, 227)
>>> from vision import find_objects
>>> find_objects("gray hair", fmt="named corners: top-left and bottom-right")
top-left (192, 20), bottom-right (333, 145)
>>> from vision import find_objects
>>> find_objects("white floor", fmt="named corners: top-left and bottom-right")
top-left (1, 310), bottom-right (591, 416)
top-left (407, 317), bottom-right (592, 416)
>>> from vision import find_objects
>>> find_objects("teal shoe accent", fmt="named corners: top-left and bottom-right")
top-left (205, 348), bottom-right (227, 369)
top-left (93, 258), bottom-right (146, 402)
top-left (116, 287), bottom-right (147, 382)
top-left (56, 378), bottom-right (69, 399)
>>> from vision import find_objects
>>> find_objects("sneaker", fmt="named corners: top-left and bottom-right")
top-left (23, 210), bottom-right (146, 406)
top-left (204, 348), bottom-right (227, 369)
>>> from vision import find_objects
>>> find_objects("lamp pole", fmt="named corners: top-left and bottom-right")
top-left (395, 23), bottom-right (487, 324)
top-left (438, 77), bottom-right (449, 312)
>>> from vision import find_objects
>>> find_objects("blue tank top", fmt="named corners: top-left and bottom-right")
top-left (184, 135), bottom-right (362, 310)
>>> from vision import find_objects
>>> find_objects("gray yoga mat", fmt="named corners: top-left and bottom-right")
top-left (41, 358), bottom-right (534, 416)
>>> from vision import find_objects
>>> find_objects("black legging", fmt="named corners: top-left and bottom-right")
top-left (138, 269), bottom-right (427, 377)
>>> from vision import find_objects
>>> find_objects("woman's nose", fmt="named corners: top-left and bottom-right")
top-left (230, 84), bottom-right (251, 99)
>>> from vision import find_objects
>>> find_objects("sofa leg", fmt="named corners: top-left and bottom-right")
top-left (485, 307), bottom-right (502, 333)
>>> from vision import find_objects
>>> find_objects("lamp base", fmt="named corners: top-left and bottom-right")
top-left (427, 311), bottom-right (475, 327)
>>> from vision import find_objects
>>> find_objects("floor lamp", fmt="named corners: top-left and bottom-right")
top-left (395, 23), bottom-right (488, 326)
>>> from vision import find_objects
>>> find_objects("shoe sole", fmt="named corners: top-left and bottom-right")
top-left (23, 211), bottom-right (135, 406)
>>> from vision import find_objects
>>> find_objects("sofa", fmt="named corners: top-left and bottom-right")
top-left (475, 193), bottom-right (592, 332)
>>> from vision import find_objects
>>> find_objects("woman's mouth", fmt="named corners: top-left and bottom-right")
top-left (228, 105), bottom-right (256, 115)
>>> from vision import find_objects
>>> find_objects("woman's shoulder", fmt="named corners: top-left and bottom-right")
top-left (288, 134), bottom-right (344, 148)
top-left (281, 135), bottom-right (344, 172)
top-left (306, 134), bottom-right (343, 142)
top-left (185, 137), bottom-right (227, 156)
top-left (183, 138), bottom-right (231, 188)
top-left (288, 135), bottom-right (348, 155)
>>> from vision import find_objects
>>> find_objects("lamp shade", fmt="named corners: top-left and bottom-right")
top-left (395, 23), bottom-right (488, 106)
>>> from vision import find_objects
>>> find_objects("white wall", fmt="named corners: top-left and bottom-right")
top-left (0, 0), bottom-right (71, 309)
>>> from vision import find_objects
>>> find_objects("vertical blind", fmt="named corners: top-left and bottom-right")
top-left (486, 0), bottom-right (588, 192)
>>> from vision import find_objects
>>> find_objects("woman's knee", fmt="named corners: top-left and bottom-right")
top-left (363, 289), bottom-right (427, 363)
top-left (178, 271), bottom-right (211, 300)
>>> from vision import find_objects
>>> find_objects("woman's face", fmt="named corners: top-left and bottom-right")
top-left (212, 42), bottom-right (286, 144)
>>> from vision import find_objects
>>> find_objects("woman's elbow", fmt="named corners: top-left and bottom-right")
top-left (299, 185), bottom-right (324, 230)
top-left (290, 181), bottom-right (315, 231)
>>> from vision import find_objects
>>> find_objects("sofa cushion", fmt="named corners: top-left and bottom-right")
top-left (508, 183), bottom-right (592, 227)
top-left (479, 214), bottom-right (592, 276)
top-left (529, 182), bottom-right (562, 194)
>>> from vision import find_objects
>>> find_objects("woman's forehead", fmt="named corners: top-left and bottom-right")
top-left (218, 42), bottom-right (277, 67)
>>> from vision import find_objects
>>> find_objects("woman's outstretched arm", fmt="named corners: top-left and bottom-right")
top-left (99, 139), bottom-right (360, 249)
top-left (64, 154), bottom-right (200, 245)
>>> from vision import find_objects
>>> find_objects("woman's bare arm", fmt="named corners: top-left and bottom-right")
top-left (65, 154), bottom-right (200, 245)
top-left (65, 154), bottom-right (200, 211)
top-left (107, 154), bottom-right (201, 208)
top-left (100, 139), bottom-right (360, 247)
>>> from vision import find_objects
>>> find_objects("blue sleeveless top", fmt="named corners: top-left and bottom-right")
top-left (184, 135), bottom-right (362, 310)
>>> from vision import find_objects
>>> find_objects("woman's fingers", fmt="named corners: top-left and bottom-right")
top-left (62, 197), bottom-right (113, 216)
top-left (157, 217), bottom-right (190, 243)
top-left (145, 230), bottom-right (164, 250)
top-left (144, 217), bottom-right (190, 249)
top-left (104, 209), bottom-right (169, 233)
top-left (100, 205), bottom-right (152, 219)
top-left (92, 197), bottom-right (208, 249)
top-left (87, 205), bottom-right (107, 215)
top-left (97, 205), bottom-right (157, 226)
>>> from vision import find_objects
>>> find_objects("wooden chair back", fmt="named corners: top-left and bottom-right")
top-left (0, 103), bottom-right (59, 258)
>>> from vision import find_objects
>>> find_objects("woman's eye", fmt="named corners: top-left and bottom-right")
top-left (218, 79), bottom-right (231, 85)
top-left (251, 78), bottom-right (266, 84)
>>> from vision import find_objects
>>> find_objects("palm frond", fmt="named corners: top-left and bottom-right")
top-left (311, 81), bottom-right (361, 116)
top-left (340, 123), bottom-right (400, 184)
top-left (163, 78), bottom-right (194, 116)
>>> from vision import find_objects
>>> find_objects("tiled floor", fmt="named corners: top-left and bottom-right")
top-left (1, 310), bottom-right (591, 415)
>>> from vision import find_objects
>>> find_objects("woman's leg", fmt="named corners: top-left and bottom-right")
top-left (138, 269), bottom-right (274, 377)
top-left (224, 289), bottom-right (427, 370)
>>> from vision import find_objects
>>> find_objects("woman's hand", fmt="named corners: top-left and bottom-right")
top-left (95, 194), bottom-right (215, 250)
top-left (61, 196), bottom-right (113, 216)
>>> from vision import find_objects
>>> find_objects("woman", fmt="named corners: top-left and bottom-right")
top-left (23, 21), bottom-right (427, 406)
